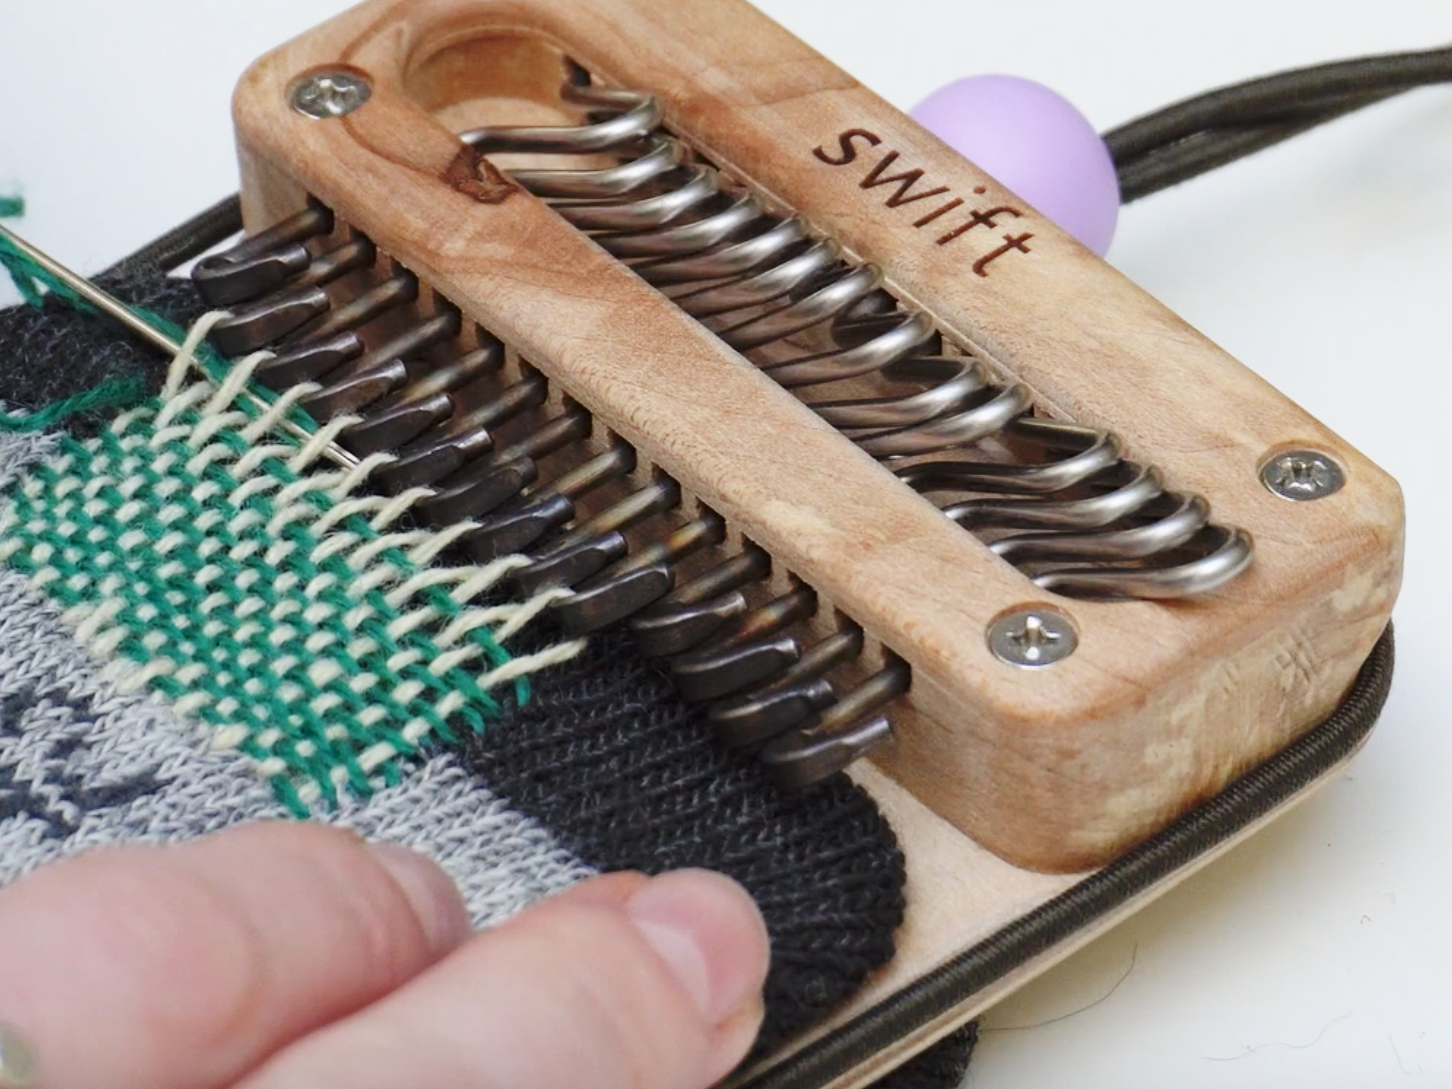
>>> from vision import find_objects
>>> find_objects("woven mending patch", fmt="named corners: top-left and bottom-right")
top-left (0, 335), bottom-right (584, 814)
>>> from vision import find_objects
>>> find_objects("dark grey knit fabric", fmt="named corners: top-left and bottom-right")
top-left (0, 264), bottom-right (209, 436)
top-left (461, 626), bottom-right (907, 1054)
top-left (882, 1025), bottom-right (980, 1089)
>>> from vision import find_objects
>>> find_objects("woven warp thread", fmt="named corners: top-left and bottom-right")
top-left (0, 315), bottom-right (585, 812)
top-left (0, 562), bottom-right (596, 927)
top-left (0, 268), bottom-right (934, 1085)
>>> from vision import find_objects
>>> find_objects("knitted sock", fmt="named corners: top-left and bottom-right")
top-left (0, 565), bottom-right (593, 927)
top-left (0, 256), bottom-right (932, 1073)
top-left (875, 1025), bottom-right (979, 1089)
top-left (462, 624), bottom-right (906, 1054)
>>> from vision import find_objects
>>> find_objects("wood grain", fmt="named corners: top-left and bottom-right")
top-left (231, 0), bottom-right (1402, 875)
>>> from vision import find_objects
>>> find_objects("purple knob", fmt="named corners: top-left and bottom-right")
top-left (910, 75), bottom-right (1119, 256)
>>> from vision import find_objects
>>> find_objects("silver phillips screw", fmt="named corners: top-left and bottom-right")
top-left (988, 608), bottom-right (1077, 668)
top-left (1260, 450), bottom-right (1345, 501)
top-left (290, 70), bottom-right (372, 119)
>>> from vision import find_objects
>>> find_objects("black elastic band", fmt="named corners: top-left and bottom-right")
top-left (744, 625), bottom-right (1395, 1089)
top-left (99, 50), bottom-right (1452, 265)
top-left (1105, 46), bottom-right (1452, 202)
top-left (103, 194), bottom-right (243, 278)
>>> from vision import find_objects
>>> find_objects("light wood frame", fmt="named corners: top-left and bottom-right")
top-left (227, 0), bottom-right (1402, 1081)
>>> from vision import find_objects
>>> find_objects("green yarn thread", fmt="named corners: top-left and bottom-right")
top-left (0, 196), bottom-right (21, 218)
top-left (0, 218), bottom-right (188, 424)
top-left (0, 227), bottom-right (80, 310)
top-left (0, 227), bottom-right (160, 425)
top-left (0, 388), bottom-right (528, 814)
top-left (0, 375), bottom-right (149, 432)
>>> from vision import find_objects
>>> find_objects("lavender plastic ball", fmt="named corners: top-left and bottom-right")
top-left (910, 75), bottom-right (1119, 256)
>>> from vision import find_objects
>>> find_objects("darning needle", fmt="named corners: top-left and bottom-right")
top-left (0, 222), bottom-right (359, 469)
top-left (0, 221), bottom-right (183, 355)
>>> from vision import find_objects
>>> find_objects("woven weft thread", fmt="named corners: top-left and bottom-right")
top-left (0, 318), bottom-right (584, 814)
top-left (0, 277), bottom-right (940, 1084)
top-left (0, 565), bottom-right (596, 929)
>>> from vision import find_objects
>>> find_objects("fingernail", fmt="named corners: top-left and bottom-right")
top-left (370, 843), bottom-right (471, 954)
top-left (706, 996), bottom-right (769, 1084)
top-left (625, 870), bottom-right (770, 1025)
top-left (0, 1022), bottom-right (39, 1089)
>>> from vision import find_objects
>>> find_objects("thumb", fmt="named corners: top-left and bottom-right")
top-left (238, 870), bottom-right (772, 1089)
top-left (0, 823), bottom-right (470, 1089)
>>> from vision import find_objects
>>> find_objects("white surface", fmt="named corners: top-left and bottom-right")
top-left (2, 2), bottom-right (1449, 1086)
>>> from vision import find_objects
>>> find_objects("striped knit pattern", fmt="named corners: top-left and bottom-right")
top-left (0, 324), bottom-right (584, 814)
top-left (0, 565), bottom-right (595, 928)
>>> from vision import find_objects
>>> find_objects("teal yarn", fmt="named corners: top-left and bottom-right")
top-left (0, 375), bottom-right (149, 432)
top-left (0, 224), bottom-right (171, 425)
top-left (0, 224), bottom-right (204, 423)
top-left (0, 196), bottom-right (20, 218)
top-left (0, 226), bottom-right (77, 310)
top-left (0, 365), bottom-right (575, 813)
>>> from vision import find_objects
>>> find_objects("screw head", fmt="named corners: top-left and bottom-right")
top-left (988, 608), bottom-right (1077, 668)
top-left (290, 70), bottom-right (372, 119)
top-left (1260, 449), bottom-right (1345, 502)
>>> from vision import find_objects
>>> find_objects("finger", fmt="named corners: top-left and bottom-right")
top-left (239, 868), bottom-right (771, 1089)
top-left (0, 823), bottom-right (470, 1089)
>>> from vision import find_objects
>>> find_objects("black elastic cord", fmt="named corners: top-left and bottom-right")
top-left (96, 50), bottom-right (1452, 262)
top-left (741, 625), bottom-right (1395, 1089)
top-left (103, 194), bottom-right (243, 278)
top-left (1106, 46), bottom-right (1452, 202)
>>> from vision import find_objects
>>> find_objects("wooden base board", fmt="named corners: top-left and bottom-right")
top-left (730, 636), bottom-right (1388, 1089)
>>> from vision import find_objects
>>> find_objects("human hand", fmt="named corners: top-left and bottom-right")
top-left (0, 823), bottom-right (770, 1089)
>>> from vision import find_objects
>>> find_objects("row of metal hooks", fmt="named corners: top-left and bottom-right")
top-left (195, 204), bottom-right (904, 788)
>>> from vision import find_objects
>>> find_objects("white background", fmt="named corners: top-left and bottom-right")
top-left (2, 2), bottom-right (1449, 1086)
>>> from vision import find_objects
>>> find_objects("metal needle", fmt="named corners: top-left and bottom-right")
top-left (0, 221), bottom-right (182, 355)
top-left (0, 222), bottom-right (358, 469)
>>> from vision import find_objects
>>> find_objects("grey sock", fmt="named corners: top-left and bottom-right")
top-left (0, 566), bottom-right (592, 928)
